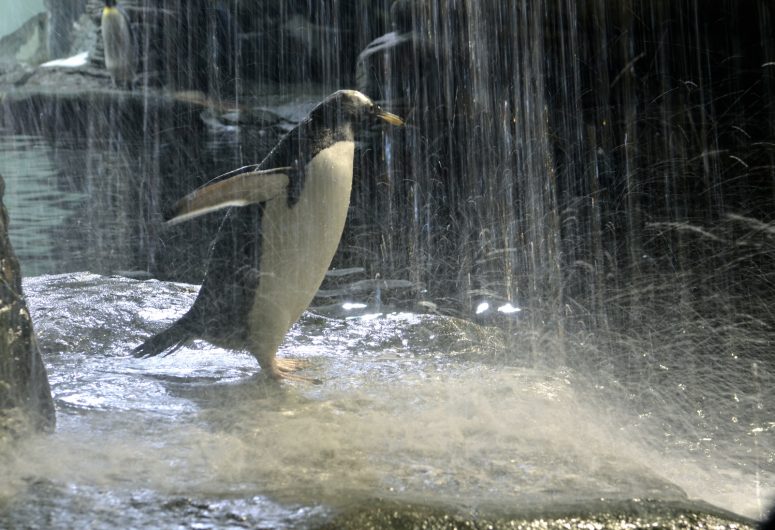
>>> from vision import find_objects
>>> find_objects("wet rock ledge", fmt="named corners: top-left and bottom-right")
top-left (316, 498), bottom-right (758, 530)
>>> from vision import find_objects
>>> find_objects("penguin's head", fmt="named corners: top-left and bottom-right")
top-left (104, 0), bottom-right (117, 7)
top-left (310, 90), bottom-right (404, 130)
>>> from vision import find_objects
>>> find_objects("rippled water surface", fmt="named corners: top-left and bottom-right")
top-left (0, 273), bottom-right (771, 528)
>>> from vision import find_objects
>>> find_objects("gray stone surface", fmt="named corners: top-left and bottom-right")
top-left (0, 13), bottom-right (48, 68)
top-left (316, 498), bottom-right (758, 530)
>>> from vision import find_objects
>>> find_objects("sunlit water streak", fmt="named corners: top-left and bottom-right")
top-left (0, 273), bottom-right (770, 527)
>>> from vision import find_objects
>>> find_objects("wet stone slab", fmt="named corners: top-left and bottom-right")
top-left (317, 498), bottom-right (757, 530)
top-left (0, 272), bottom-right (761, 528)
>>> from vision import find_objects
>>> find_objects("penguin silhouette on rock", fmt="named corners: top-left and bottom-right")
top-left (101, 0), bottom-right (136, 88)
top-left (133, 90), bottom-right (403, 382)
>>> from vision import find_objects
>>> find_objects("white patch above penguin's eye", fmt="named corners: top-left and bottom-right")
top-left (340, 89), bottom-right (373, 106)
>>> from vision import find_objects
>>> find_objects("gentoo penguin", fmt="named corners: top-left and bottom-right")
top-left (101, 0), bottom-right (136, 88)
top-left (133, 90), bottom-right (403, 381)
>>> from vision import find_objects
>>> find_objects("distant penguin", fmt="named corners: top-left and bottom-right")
top-left (101, 0), bottom-right (136, 88)
top-left (133, 90), bottom-right (403, 381)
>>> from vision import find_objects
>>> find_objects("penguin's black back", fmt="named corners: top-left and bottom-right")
top-left (186, 203), bottom-right (264, 345)
top-left (181, 96), bottom-right (358, 344)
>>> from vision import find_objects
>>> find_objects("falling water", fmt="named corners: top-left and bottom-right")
top-left (0, 0), bottom-right (773, 527)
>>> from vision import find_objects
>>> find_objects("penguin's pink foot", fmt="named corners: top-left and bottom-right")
top-left (269, 358), bottom-right (321, 384)
top-left (276, 358), bottom-right (309, 372)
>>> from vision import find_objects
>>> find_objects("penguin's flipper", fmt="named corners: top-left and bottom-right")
top-left (132, 320), bottom-right (192, 358)
top-left (164, 166), bottom-right (293, 224)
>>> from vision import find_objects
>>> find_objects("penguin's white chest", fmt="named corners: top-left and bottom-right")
top-left (246, 141), bottom-right (355, 352)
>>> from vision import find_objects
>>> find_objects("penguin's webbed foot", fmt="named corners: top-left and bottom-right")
top-left (276, 358), bottom-right (309, 372)
top-left (270, 358), bottom-right (321, 384)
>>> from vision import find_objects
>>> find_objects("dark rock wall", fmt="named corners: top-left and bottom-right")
top-left (44, 0), bottom-right (86, 59)
top-left (351, 0), bottom-right (775, 324)
top-left (84, 0), bottom-right (391, 92)
top-left (0, 174), bottom-right (55, 439)
top-left (2, 0), bottom-right (774, 330)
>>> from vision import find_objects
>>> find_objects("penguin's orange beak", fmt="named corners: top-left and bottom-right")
top-left (376, 109), bottom-right (404, 126)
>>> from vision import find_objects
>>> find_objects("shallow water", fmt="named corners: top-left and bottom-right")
top-left (0, 272), bottom-right (771, 528)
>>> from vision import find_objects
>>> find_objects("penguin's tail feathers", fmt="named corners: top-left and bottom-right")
top-left (132, 320), bottom-right (192, 359)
